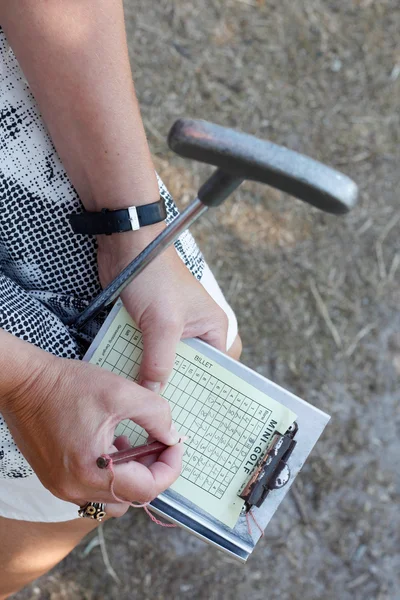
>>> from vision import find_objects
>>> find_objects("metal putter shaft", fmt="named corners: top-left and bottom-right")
top-left (72, 119), bottom-right (358, 330)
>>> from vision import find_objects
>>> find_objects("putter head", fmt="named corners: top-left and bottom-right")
top-left (168, 118), bottom-right (358, 214)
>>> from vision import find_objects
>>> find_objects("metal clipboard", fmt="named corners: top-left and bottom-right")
top-left (84, 300), bottom-right (330, 563)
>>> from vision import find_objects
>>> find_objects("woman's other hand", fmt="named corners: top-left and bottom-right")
top-left (97, 225), bottom-right (241, 394)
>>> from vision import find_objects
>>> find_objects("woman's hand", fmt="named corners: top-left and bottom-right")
top-left (1, 337), bottom-right (183, 517)
top-left (97, 225), bottom-right (236, 394)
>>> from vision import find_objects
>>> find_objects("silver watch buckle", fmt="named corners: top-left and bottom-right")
top-left (128, 206), bottom-right (140, 231)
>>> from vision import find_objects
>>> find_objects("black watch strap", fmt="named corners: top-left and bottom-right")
top-left (68, 199), bottom-right (167, 235)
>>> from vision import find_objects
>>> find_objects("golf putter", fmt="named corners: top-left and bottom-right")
top-left (71, 118), bottom-right (358, 330)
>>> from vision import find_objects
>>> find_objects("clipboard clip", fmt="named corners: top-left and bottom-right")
top-left (240, 422), bottom-right (298, 510)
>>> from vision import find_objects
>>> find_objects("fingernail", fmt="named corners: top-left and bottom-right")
top-left (168, 423), bottom-right (180, 444)
top-left (141, 380), bottom-right (161, 394)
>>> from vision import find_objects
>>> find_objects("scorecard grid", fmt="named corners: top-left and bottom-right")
top-left (110, 324), bottom-right (274, 500)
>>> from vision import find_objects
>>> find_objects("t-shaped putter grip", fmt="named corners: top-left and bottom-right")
top-left (168, 118), bottom-right (358, 214)
top-left (71, 119), bottom-right (358, 329)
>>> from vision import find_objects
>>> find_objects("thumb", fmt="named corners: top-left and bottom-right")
top-left (139, 319), bottom-right (182, 393)
top-left (112, 378), bottom-right (180, 446)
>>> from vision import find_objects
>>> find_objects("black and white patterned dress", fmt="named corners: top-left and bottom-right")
top-left (0, 29), bottom-right (236, 521)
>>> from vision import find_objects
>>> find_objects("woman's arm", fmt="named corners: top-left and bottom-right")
top-left (0, 0), bottom-right (239, 393)
top-left (0, 0), bottom-right (159, 211)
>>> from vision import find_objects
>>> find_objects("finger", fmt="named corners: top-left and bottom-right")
top-left (147, 442), bottom-right (185, 492)
top-left (139, 318), bottom-right (182, 393)
top-left (197, 309), bottom-right (229, 353)
top-left (71, 443), bottom-right (183, 506)
top-left (103, 502), bottom-right (130, 519)
top-left (69, 386), bottom-right (180, 504)
top-left (73, 488), bottom-right (131, 517)
top-left (114, 435), bottom-right (131, 451)
top-left (112, 381), bottom-right (180, 446)
top-left (136, 453), bottom-right (160, 468)
top-left (111, 443), bottom-right (184, 503)
top-left (115, 434), bottom-right (163, 468)
top-left (227, 333), bottom-right (243, 360)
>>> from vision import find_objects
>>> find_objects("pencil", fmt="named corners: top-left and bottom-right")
top-left (96, 441), bottom-right (168, 469)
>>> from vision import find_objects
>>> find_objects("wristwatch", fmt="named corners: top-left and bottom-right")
top-left (68, 199), bottom-right (166, 235)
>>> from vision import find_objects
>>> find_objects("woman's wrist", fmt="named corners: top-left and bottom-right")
top-left (96, 220), bottom-right (166, 255)
top-left (96, 221), bottom-right (167, 285)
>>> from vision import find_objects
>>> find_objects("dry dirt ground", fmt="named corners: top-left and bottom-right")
top-left (13, 1), bottom-right (399, 599)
